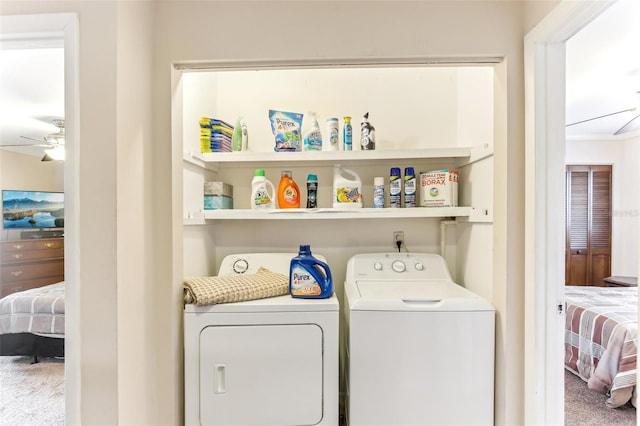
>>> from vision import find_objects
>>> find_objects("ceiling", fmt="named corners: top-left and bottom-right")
top-left (0, 0), bottom-right (638, 159)
top-left (565, 0), bottom-right (640, 139)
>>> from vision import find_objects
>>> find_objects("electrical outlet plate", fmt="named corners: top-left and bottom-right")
top-left (393, 231), bottom-right (404, 249)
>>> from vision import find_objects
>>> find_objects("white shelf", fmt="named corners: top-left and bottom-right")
top-left (182, 146), bottom-right (489, 171)
top-left (189, 207), bottom-right (476, 221)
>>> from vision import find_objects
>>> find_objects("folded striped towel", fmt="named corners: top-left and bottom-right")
top-left (183, 267), bottom-right (289, 306)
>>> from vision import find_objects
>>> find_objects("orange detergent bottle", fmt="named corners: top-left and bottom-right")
top-left (278, 170), bottom-right (300, 208)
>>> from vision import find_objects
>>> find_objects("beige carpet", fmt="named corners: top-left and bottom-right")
top-left (0, 356), bottom-right (64, 426)
top-left (565, 369), bottom-right (636, 426)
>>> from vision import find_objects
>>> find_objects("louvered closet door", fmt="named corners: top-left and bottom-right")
top-left (565, 165), bottom-right (611, 286)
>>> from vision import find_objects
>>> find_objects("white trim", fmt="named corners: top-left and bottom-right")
top-left (524, 1), bottom-right (617, 424)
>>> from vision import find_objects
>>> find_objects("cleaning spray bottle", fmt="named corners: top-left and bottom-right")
top-left (303, 112), bottom-right (323, 151)
top-left (360, 112), bottom-right (375, 150)
top-left (250, 169), bottom-right (276, 209)
top-left (289, 244), bottom-right (334, 298)
top-left (278, 170), bottom-right (300, 208)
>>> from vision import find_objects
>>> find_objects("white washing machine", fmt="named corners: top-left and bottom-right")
top-left (343, 252), bottom-right (495, 426)
top-left (184, 253), bottom-right (339, 426)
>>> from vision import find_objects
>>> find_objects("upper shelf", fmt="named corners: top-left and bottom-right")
top-left (183, 145), bottom-right (492, 172)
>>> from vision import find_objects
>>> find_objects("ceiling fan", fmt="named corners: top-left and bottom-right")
top-left (0, 118), bottom-right (65, 161)
top-left (566, 91), bottom-right (640, 136)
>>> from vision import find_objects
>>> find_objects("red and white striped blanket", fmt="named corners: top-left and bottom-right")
top-left (564, 285), bottom-right (637, 408)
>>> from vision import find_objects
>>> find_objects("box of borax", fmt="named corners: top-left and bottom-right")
top-left (419, 169), bottom-right (458, 207)
top-left (204, 182), bottom-right (233, 210)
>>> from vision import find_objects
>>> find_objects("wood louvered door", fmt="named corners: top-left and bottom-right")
top-left (565, 165), bottom-right (612, 286)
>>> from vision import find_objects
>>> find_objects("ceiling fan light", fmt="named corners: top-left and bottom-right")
top-left (44, 145), bottom-right (65, 161)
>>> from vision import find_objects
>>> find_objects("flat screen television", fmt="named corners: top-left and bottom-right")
top-left (2, 190), bottom-right (64, 229)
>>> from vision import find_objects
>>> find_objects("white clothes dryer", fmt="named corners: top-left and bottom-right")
top-left (184, 253), bottom-right (339, 426)
top-left (343, 252), bottom-right (495, 426)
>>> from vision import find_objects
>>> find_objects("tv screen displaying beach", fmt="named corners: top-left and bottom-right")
top-left (2, 191), bottom-right (65, 229)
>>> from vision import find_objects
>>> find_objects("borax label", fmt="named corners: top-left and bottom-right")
top-left (290, 267), bottom-right (321, 295)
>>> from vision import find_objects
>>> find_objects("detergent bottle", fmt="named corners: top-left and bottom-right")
top-left (250, 169), bottom-right (276, 209)
top-left (278, 170), bottom-right (301, 208)
top-left (289, 245), bottom-right (334, 298)
top-left (333, 165), bottom-right (362, 208)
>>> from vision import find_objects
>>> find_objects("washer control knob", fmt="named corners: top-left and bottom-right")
top-left (391, 260), bottom-right (406, 273)
top-left (415, 262), bottom-right (424, 271)
top-left (232, 258), bottom-right (249, 274)
top-left (373, 262), bottom-right (383, 271)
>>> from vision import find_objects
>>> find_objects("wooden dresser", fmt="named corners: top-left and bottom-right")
top-left (0, 238), bottom-right (64, 298)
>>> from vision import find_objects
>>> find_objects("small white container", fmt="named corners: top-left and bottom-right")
top-left (325, 118), bottom-right (339, 151)
top-left (373, 177), bottom-right (385, 208)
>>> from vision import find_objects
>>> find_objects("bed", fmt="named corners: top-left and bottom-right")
top-left (564, 285), bottom-right (637, 408)
top-left (0, 282), bottom-right (65, 359)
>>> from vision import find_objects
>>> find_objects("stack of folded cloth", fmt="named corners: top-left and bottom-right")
top-left (200, 117), bottom-right (233, 152)
top-left (183, 267), bottom-right (289, 306)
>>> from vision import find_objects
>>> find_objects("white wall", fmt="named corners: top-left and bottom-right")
top-left (1, 1), bottom-right (564, 425)
top-left (566, 136), bottom-right (640, 276)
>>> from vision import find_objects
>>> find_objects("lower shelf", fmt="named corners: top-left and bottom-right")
top-left (184, 206), bottom-right (492, 222)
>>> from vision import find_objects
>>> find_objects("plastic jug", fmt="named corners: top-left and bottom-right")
top-left (289, 245), bottom-right (334, 298)
top-left (278, 170), bottom-right (300, 208)
top-left (333, 165), bottom-right (362, 208)
top-left (250, 169), bottom-right (276, 209)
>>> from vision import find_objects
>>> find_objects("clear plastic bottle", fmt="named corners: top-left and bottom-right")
top-left (306, 174), bottom-right (318, 208)
top-left (403, 167), bottom-right (416, 208)
top-left (373, 177), bottom-right (385, 208)
top-left (278, 170), bottom-right (300, 208)
top-left (389, 167), bottom-right (401, 208)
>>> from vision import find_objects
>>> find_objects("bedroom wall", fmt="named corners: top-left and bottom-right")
top-left (0, 150), bottom-right (63, 241)
top-left (1, 1), bottom-right (562, 425)
top-left (566, 136), bottom-right (640, 276)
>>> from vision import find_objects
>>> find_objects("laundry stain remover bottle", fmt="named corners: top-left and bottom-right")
top-left (289, 245), bottom-right (334, 298)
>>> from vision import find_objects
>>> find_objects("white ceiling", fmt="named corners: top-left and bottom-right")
top-left (0, 0), bottom-right (638, 158)
top-left (565, 0), bottom-right (640, 139)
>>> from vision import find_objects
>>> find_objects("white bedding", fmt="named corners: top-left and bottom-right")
top-left (0, 282), bottom-right (64, 337)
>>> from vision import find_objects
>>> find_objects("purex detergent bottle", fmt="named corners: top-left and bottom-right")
top-left (289, 245), bottom-right (334, 299)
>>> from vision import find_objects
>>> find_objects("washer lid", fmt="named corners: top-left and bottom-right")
top-left (349, 280), bottom-right (494, 312)
top-left (184, 293), bottom-right (339, 313)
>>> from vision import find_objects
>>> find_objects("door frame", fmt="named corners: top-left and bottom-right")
top-left (524, 0), bottom-right (617, 424)
top-left (0, 12), bottom-right (79, 424)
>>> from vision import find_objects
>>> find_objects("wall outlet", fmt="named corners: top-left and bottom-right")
top-left (393, 231), bottom-right (404, 250)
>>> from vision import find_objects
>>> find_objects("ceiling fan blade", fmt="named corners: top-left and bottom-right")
top-left (613, 113), bottom-right (640, 135)
top-left (20, 135), bottom-right (47, 143)
top-left (566, 108), bottom-right (636, 127)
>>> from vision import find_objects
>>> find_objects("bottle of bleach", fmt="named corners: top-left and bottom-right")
top-left (333, 165), bottom-right (362, 208)
top-left (289, 245), bottom-right (333, 299)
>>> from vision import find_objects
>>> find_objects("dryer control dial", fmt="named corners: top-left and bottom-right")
top-left (415, 262), bottom-right (424, 271)
top-left (391, 260), bottom-right (406, 273)
top-left (373, 262), bottom-right (383, 271)
top-left (232, 258), bottom-right (249, 274)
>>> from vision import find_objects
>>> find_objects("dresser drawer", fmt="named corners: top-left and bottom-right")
top-left (1, 239), bottom-right (64, 253)
top-left (1, 248), bottom-right (64, 264)
top-left (0, 276), bottom-right (65, 298)
top-left (1, 260), bottom-right (64, 283)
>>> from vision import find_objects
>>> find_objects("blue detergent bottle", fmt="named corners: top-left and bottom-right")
top-left (289, 245), bottom-right (334, 299)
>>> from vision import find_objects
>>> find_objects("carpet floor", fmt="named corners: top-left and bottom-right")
top-left (565, 369), bottom-right (636, 426)
top-left (0, 356), bottom-right (64, 426)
